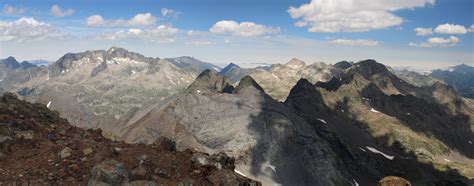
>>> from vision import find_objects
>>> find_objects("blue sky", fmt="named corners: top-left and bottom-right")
top-left (0, 0), bottom-right (473, 70)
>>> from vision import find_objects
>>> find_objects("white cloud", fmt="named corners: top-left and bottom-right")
top-left (434, 23), bottom-right (468, 34)
top-left (129, 13), bottom-right (156, 26)
top-left (2, 4), bottom-right (26, 15)
top-left (409, 36), bottom-right (460, 48)
top-left (86, 15), bottom-right (105, 27)
top-left (288, 0), bottom-right (434, 32)
top-left (185, 40), bottom-right (213, 46)
top-left (0, 17), bottom-right (68, 42)
top-left (414, 27), bottom-right (433, 36)
top-left (210, 20), bottom-right (279, 37)
top-left (330, 39), bottom-right (380, 47)
top-left (161, 8), bottom-right (180, 18)
top-left (86, 13), bottom-right (157, 27)
top-left (97, 25), bottom-right (178, 43)
top-left (50, 5), bottom-right (75, 17)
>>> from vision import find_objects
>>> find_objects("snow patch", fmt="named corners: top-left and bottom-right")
top-left (353, 179), bottom-right (359, 186)
top-left (271, 73), bottom-right (279, 79)
top-left (359, 147), bottom-right (366, 152)
top-left (234, 169), bottom-right (246, 177)
top-left (362, 97), bottom-right (370, 101)
top-left (468, 140), bottom-right (472, 144)
top-left (370, 108), bottom-right (380, 113)
top-left (196, 90), bottom-right (201, 94)
top-left (212, 67), bottom-right (221, 71)
top-left (266, 164), bottom-right (276, 172)
top-left (406, 113), bottom-right (411, 115)
top-left (366, 146), bottom-right (394, 160)
top-left (444, 158), bottom-right (451, 162)
top-left (46, 101), bottom-right (51, 108)
top-left (317, 118), bottom-right (327, 124)
top-left (131, 70), bottom-right (136, 75)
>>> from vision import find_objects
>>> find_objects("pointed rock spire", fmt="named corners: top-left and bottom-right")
top-left (235, 75), bottom-right (264, 93)
top-left (187, 69), bottom-right (234, 94)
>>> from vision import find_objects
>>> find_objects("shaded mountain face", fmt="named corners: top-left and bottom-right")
top-left (165, 56), bottom-right (222, 73)
top-left (0, 93), bottom-right (259, 185)
top-left (431, 64), bottom-right (474, 98)
top-left (302, 59), bottom-right (474, 184)
top-left (1, 47), bottom-right (197, 138)
top-left (333, 61), bottom-right (353, 69)
top-left (1, 56), bottom-right (37, 70)
top-left (118, 71), bottom-right (355, 186)
top-left (186, 69), bottom-right (234, 94)
top-left (0, 57), bottom-right (47, 93)
top-left (218, 63), bottom-right (249, 83)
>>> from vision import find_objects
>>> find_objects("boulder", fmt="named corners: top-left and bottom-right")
top-left (60, 147), bottom-right (72, 159)
top-left (88, 159), bottom-right (129, 186)
top-left (378, 176), bottom-right (411, 186)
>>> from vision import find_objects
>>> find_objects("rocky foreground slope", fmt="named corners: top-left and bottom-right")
top-left (0, 93), bottom-right (259, 185)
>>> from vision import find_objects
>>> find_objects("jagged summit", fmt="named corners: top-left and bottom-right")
top-left (220, 63), bottom-right (241, 73)
top-left (1, 56), bottom-right (37, 70)
top-left (333, 61), bottom-right (353, 69)
top-left (285, 58), bottom-right (306, 68)
top-left (218, 63), bottom-right (249, 83)
top-left (348, 59), bottom-right (390, 79)
top-left (234, 75), bottom-right (264, 93)
top-left (187, 69), bottom-right (234, 94)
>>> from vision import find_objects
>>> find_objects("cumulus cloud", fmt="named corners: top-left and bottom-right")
top-left (409, 36), bottom-right (460, 48)
top-left (288, 0), bottom-right (434, 32)
top-left (210, 20), bottom-right (279, 37)
top-left (86, 13), bottom-right (157, 27)
top-left (330, 39), bottom-right (380, 47)
top-left (161, 8), bottom-right (180, 18)
top-left (0, 17), bottom-right (68, 42)
top-left (86, 15), bottom-right (105, 27)
top-left (434, 23), bottom-right (469, 34)
top-left (414, 27), bottom-right (433, 36)
top-left (2, 4), bottom-right (27, 15)
top-left (97, 25), bottom-right (178, 43)
top-left (50, 5), bottom-right (75, 17)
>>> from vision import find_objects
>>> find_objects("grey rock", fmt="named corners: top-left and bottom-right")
top-left (88, 159), bottom-right (129, 186)
top-left (60, 147), bottom-right (72, 158)
top-left (0, 135), bottom-right (13, 152)
top-left (15, 130), bottom-right (35, 140)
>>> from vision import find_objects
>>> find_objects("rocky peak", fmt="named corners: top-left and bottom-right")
top-left (187, 69), bottom-right (234, 94)
top-left (333, 61), bottom-right (353, 69)
top-left (220, 63), bottom-right (240, 73)
top-left (106, 46), bottom-right (156, 63)
top-left (2, 56), bottom-right (20, 69)
top-left (285, 78), bottom-right (325, 108)
top-left (348, 59), bottom-right (390, 79)
top-left (1, 57), bottom-right (36, 70)
top-left (285, 58), bottom-right (306, 69)
top-left (218, 63), bottom-right (249, 83)
top-left (234, 75), bottom-right (264, 93)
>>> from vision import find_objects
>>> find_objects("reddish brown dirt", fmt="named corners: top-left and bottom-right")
top-left (0, 93), bottom-right (259, 185)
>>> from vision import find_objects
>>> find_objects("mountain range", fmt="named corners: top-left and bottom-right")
top-left (1, 47), bottom-right (473, 185)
